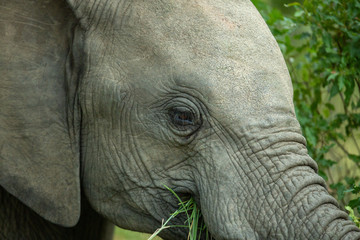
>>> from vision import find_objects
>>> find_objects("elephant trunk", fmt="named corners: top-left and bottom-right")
top-left (194, 129), bottom-right (360, 240)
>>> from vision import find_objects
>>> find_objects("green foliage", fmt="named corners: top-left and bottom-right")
top-left (149, 186), bottom-right (210, 240)
top-left (114, 227), bottom-right (157, 240)
top-left (252, 0), bottom-right (360, 224)
top-left (346, 206), bottom-right (360, 228)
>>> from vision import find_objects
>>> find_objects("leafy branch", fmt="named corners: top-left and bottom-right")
top-left (252, 0), bottom-right (360, 225)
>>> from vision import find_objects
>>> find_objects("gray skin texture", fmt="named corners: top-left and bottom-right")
top-left (0, 0), bottom-right (360, 239)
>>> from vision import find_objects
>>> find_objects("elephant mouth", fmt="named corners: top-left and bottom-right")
top-left (159, 192), bottom-right (215, 240)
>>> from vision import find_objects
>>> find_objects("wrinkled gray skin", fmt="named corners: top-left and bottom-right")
top-left (1, 0), bottom-right (360, 239)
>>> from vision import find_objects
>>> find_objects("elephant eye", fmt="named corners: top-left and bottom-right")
top-left (164, 99), bottom-right (202, 138)
top-left (168, 106), bottom-right (201, 133)
top-left (172, 110), bottom-right (194, 126)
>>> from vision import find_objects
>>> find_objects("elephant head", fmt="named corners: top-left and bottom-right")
top-left (1, 0), bottom-right (359, 239)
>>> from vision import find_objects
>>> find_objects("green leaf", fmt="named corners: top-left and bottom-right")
top-left (345, 206), bottom-right (360, 227)
top-left (327, 72), bottom-right (339, 82)
top-left (305, 127), bottom-right (317, 146)
top-left (318, 158), bottom-right (336, 167)
top-left (329, 84), bottom-right (339, 99)
top-left (319, 144), bottom-right (335, 154)
top-left (294, 10), bottom-right (304, 17)
top-left (344, 184), bottom-right (360, 194)
top-left (337, 76), bottom-right (345, 91)
top-left (349, 154), bottom-right (360, 164)
top-left (344, 79), bottom-right (355, 106)
top-left (345, 177), bottom-right (356, 187)
top-left (330, 183), bottom-right (346, 200)
top-left (325, 103), bottom-right (335, 110)
top-left (284, 2), bottom-right (302, 7)
top-left (348, 197), bottom-right (360, 209)
top-left (354, 186), bottom-right (360, 194)
top-left (318, 170), bottom-right (328, 181)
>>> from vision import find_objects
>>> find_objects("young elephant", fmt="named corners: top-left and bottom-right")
top-left (1, 0), bottom-right (359, 239)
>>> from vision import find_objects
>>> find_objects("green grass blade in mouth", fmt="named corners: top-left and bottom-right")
top-left (148, 186), bottom-right (210, 240)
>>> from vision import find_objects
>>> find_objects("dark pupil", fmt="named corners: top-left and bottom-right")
top-left (174, 111), bottom-right (194, 126)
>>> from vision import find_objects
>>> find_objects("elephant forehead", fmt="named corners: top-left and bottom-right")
top-left (132, 0), bottom-right (295, 118)
top-left (206, 65), bottom-right (295, 124)
top-left (88, 0), bottom-right (295, 122)
top-left (103, 0), bottom-right (278, 61)
top-left (171, 57), bottom-right (295, 126)
top-left (110, 1), bottom-right (293, 87)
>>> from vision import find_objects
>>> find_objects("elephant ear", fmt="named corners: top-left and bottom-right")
top-left (0, 0), bottom-right (80, 226)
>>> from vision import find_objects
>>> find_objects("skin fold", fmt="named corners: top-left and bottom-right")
top-left (1, 0), bottom-right (360, 239)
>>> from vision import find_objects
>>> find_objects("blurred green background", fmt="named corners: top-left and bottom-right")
top-left (113, 227), bottom-right (159, 240)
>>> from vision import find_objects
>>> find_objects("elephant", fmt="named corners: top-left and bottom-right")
top-left (1, 0), bottom-right (360, 239)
